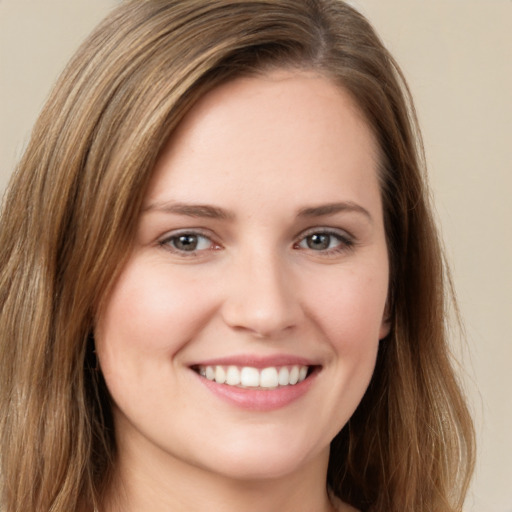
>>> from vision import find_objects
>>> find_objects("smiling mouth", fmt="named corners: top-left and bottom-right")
top-left (191, 364), bottom-right (317, 389)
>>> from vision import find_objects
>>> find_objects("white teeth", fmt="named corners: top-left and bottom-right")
top-left (289, 366), bottom-right (300, 385)
top-left (278, 367), bottom-right (290, 386)
top-left (240, 367), bottom-right (260, 387)
top-left (215, 366), bottom-right (226, 384)
top-left (198, 364), bottom-right (310, 388)
top-left (226, 366), bottom-right (241, 385)
top-left (205, 366), bottom-right (215, 380)
top-left (260, 367), bottom-right (279, 388)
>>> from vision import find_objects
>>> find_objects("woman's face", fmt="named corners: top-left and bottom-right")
top-left (95, 70), bottom-right (390, 482)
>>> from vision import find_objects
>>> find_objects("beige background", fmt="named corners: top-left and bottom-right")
top-left (1, 1), bottom-right (511, 511)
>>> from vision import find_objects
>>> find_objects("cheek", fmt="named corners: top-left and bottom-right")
top-left (294, 265), bottom-right (387, 442)
top-left (307, 264), bottom-right (389, 354)
top-left (94, 258), bottom-right (217, 376)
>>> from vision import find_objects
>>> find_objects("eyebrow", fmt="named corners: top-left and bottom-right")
top-left (297, 202), bottom-right (373, 222)
top-left (143, 200), bottom-right (372, 222)
top-left (143, 201), bottom-right (235, 220)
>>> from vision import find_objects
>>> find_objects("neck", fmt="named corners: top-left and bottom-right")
top-left (102, 433), bottom-right (337, 512)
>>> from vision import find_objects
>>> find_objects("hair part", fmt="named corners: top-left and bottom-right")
top-left (0, 1), bottom-right (474, 511)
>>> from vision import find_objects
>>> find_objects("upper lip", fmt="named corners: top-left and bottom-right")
top-left (189, 354), bottom-right (320, 369)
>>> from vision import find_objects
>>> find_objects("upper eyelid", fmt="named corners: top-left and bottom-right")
top-left (159, 228), bottom-right (217, 243)
top-left (156, 226), bottom-right (355, 249)
top-left (293, 228), bottom-right (357, 255)
top-left (158, 229), bottom-right (222, 255)
top-left (295, 226), bottom-right (354, 241)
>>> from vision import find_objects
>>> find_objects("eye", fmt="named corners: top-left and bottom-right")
top-left (295, 229), bottom-right (354, 254)
top-left (160, 231), bottom-right (218, 254)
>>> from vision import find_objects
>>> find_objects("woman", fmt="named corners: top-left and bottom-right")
top-left (0, 1), bottom-right (475, 511)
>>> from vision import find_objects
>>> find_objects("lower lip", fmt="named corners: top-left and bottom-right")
top-left (194, 370), bottom-right (318, 411)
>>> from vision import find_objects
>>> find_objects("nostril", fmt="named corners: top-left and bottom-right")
top-left (222, 305), bottom-right (301, 339)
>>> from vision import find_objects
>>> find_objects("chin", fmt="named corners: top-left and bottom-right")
top-left (194, 434), bottom-right (328, 482)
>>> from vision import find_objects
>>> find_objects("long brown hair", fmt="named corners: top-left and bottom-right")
top-left (0, 1), bottom-right (474, 511)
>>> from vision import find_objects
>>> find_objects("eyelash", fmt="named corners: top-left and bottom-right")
top-left (159, 230), bottom-right (220, 257)
top-left (158, 228), bottom-right (355, 257)
top-left (293, 228), bottom-right (355, 255)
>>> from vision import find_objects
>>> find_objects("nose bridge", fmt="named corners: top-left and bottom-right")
top-left (221, 243), bottom-right (301, 337)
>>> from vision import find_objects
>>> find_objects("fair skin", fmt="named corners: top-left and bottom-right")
top-left (95, 69), bottom-right (389, 512)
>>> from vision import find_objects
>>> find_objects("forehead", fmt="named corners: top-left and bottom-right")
top-left (146, 69), bottom-right (380, 215)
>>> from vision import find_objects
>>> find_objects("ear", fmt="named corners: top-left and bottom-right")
top-left (379, 303), bottom-right (391, 340)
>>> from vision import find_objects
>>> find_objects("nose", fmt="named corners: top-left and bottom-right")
top-left (221, 249), bottom-right (303, 339)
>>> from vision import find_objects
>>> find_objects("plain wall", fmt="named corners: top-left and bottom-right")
top-left (1, 1), bottom-right (511, 511)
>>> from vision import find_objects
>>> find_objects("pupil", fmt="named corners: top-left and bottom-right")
top-left (308, 234), bottom-right (329, 250)
top-left (176, 235), bottom-right (198, 251)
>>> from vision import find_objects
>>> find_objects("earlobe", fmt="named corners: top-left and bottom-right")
top-left (379, 318), bottom-right (391, 340)
top-left (379, 304), bottom-right (392, 340)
